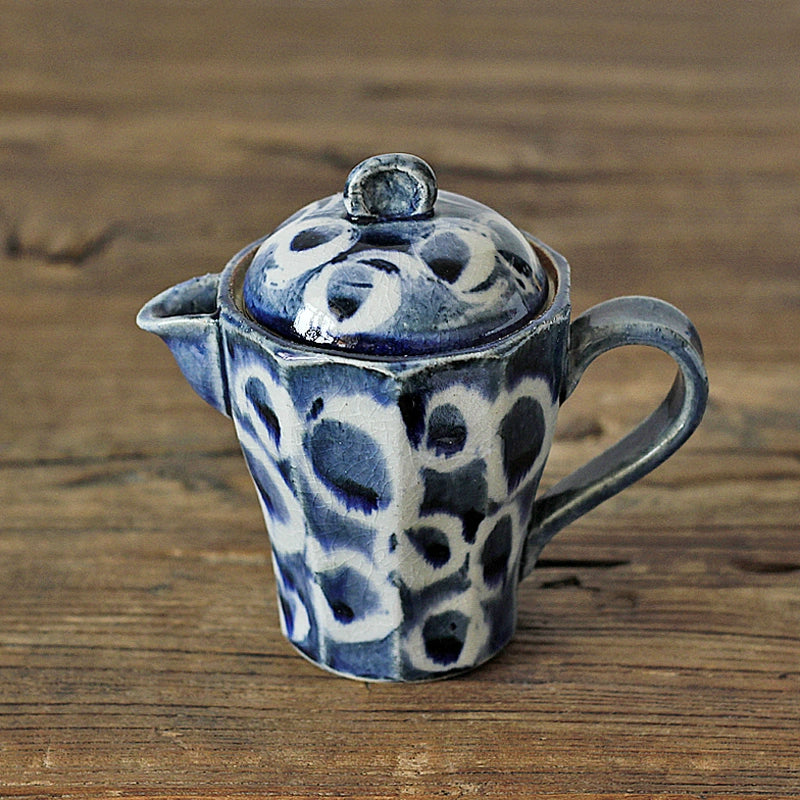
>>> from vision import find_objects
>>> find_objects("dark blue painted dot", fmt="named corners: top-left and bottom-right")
top-left (406, 526), bottom-right (451, 568)
top-left (389, 533), bottom-right (398, 552)
top-left (360, 257), bottom-right (398, 273)
top-left (421, 460), bottom-right (487, 542)
top-left (308, 419), bottom-right (391, 513)
top-left (358, 228), bottom-right (411, 248)
top-left (327, 294), bottom-right (361, 321)
top-left (421, 460), bottom-right (487, 516)
top-left (290, 225), bottom-right (341, 251)
top-left (317, 565), bottom-right (380, 625)
top-left (499, 396), bottom-right (545, 491)
top-left (481, 516), bottom-right (513, 586)
top-left (399, 391), bottom-right (426, 449)
top-left (423, 610), bottom-right (469, 665)
top-left (325, 263), bottom-right (377, 322)
top-left (505, 337), bottom-right (556, 392)
top-left (279, 594), bottom-right (295, 635)
top-left (244, 377), bottom-right (281, 447)
top-left (421, 232), bottom-right (470, 283)
top-left (462, 509), bottom-right (485, 545)
top-left (307, 397), bottom-right (324, 421)
top-left (241, 448), bottom-right (289, 524)
top-left (426, 403), bottom-right (467, 457)
top-left (331, 601), bottom-right (355, 623)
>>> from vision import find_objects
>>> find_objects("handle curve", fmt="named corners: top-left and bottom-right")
top-left (519, 295), bottom-right (708, 579)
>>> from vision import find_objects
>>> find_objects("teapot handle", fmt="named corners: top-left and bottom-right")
top-left (519, 296), bottom-right (708, 579)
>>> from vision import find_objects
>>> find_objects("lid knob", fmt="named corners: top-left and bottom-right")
top-left (343, 153), bottom-right (437, 221)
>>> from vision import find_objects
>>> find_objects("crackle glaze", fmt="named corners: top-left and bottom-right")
top-left (224, 239), bottom-right (566, 680)
top-left (138, 153), bottom-right (708, 682)
top-left (242, 192), bottom-right (548, 356)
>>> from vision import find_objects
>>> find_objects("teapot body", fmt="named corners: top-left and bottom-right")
top-left (216, 236), bottom-right (570, 680)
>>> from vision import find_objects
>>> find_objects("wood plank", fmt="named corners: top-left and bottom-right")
top-left (1, 0), bottom-right (798, 796)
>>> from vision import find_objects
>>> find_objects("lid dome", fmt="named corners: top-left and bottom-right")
top-left (242, 153), bottom-right (548, 356)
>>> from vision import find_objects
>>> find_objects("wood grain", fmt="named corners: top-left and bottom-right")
top-left (1, 1), bottom-right (799, 797)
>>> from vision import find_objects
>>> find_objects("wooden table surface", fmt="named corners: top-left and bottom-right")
top-left (2, 1), bottom-right (798, 797)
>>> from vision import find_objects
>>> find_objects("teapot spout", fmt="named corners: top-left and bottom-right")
top-left (137, 273), bottom-right (230, 416)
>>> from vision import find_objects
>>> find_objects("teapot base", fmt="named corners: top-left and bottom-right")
top-left (284, 633), bottom-right (512, 683)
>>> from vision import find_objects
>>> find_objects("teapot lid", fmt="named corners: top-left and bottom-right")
top-left (242, 153), bottom-right (549, 356)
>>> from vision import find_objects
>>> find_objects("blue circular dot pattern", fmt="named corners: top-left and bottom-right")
top-left (226, 334), bottom-right (561, 681)
top-left (242, 191), bottom-right (548, 355)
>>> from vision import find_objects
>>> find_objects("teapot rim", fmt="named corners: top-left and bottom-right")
top-left (218, 231), bottom-right (570, 366)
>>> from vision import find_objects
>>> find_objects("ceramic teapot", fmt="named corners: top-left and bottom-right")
top-left (138, 153), bottom-right (708, 681)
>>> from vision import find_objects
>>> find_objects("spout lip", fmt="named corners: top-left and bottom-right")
top-left (137, 273), bottom-right (221, 334)
top-left (137, 272), bottom-right (230, 416)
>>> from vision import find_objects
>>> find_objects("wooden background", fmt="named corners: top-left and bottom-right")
top-left (1, 1), bottom-right (798, 797)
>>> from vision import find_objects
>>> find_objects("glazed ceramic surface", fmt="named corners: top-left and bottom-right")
top-left (138, 154), bottom-right (708, 681)
top-left (241, 153), bottom-right (549, 356)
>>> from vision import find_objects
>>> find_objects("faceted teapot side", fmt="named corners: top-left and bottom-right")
top-left (216, 240), bottom-right (570, 680)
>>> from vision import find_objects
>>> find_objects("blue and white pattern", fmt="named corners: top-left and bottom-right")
top-left (225, 333), bottom-right (560, 681)
top-left (241, 191), bottom-right (548, 356)
top-left (140, 154), bottom-right (708, 681)
top-left (139, 154), bottom-right (583, 680)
